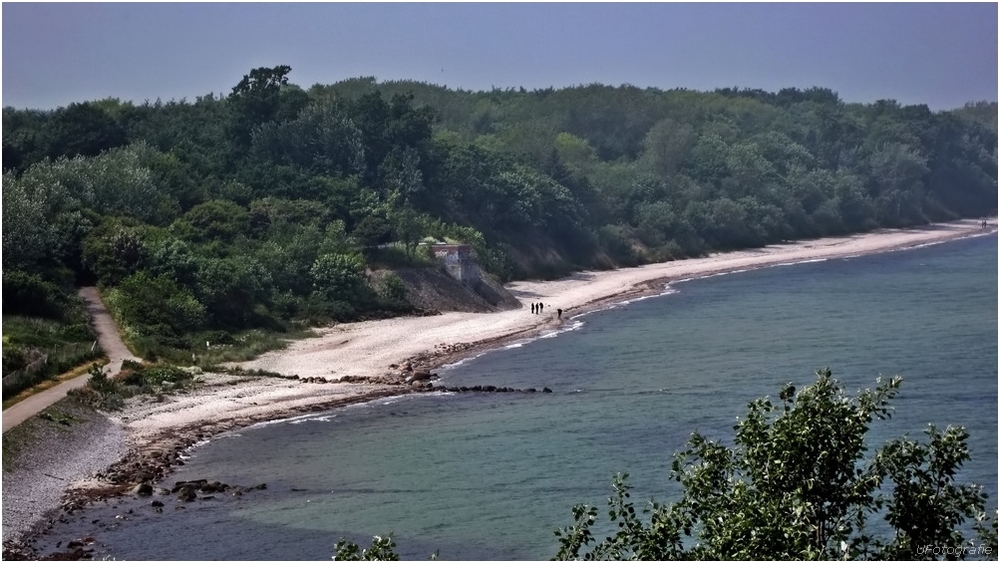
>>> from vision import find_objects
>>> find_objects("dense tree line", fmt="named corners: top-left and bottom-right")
top-left (3, 67), bottom-right (996, 356)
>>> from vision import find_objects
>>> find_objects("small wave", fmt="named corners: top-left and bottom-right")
top-left (504, 342), bottom-right (525, 349)
top-left (289, 414), bottom-right (336, 425)
top-left (440, 350), bottom-right (490, 370)
top-left (538, 320), bottom-right (586, 339)
top-left (774, 258), bottom-right (828, 267)
top-left (249, 412), bottom-right (326, 429)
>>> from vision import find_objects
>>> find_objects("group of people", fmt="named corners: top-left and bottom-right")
top-left (530, 302), bottom-right (563, 319)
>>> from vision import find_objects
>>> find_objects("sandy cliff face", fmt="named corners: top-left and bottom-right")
top-left (377, 266), bottom-right (521, 313)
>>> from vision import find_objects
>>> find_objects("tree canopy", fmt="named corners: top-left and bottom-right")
top-left (3, 67), bottom-right (996, 357)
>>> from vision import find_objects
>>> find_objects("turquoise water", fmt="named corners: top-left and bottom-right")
top-left (39, 234), bottom-right (998, 560)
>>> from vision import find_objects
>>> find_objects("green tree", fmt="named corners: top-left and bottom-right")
top-left (81, 219), bottom-right (149, 286)
top-left (228, 65), bottom-right (294, 147)
top-left (553, 370), bottom-right (995, 560)
top-left (42, 101), bottom-right (127, 159)
top-left (104, 271), bottom-right (206, 342)
top-left (310, 253), bottom-right (368, 302)
top-left (338, 371), bottom-right (994, 561)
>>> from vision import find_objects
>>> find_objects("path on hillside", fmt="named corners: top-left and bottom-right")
top-left (2, 287), bottom-right (140, 433)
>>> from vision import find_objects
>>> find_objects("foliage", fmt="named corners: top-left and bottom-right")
top-left (1, 283), bottom-right (100, 395)
top-left (335, 371), bottom-right (995, 561)
top-left (104, 271), bottom-right (205, 347)
top-left (552, 370), bottom-right (995, 560)
top-left (310, 253), bottom-right (368, 302)
top-left (76, 360), bottom-right (196, 411)
top-left (3, 68), bottom-right (996, 357)
top-left (1, 271), bottom-right (75, 320)
top-left (333, 535), bottom-right (401, 561)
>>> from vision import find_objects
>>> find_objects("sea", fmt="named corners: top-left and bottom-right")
top-left (34, 233), bottom-right (998, 560)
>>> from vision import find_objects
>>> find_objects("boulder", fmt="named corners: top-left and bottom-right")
top-left (132, 483), bottom-right (153, 496)
top-left (176, 485), bottom-right (197, 502)
top-left (410, 370), bottom-right (433, 381)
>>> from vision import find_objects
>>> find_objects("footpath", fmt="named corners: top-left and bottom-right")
top-left (2, 287), bottom-right (140, 433)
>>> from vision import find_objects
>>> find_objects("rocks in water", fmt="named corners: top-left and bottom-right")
top-left (150, 500), bottom-right (164, 508)
top-left (171, 479), bottom-right (205, 493)
top-left (175, 486), bottom-right (197, 502)
top-left (131, 483), bottom-right (153, 496)
top-left (428, 384), bottom-right (551, 395)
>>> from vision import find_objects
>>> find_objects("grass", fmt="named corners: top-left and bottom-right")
top-left (3, 313), bottom-right (103, 398)
top-left (1, 360), bottom-right (105, 411)
top-left (172, 326), bottom-right (317, 366)
top-left (367, 243), bottom-right (437, 269)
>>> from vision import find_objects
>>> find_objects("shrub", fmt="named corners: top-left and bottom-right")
top-left (1, 270), bottom-right (72, 320)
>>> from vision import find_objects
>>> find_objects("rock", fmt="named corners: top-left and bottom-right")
top-left (172, 479), bottom-right (207, 493)
top-left (410, 370), bottom-right (432, 381)
top-left (132, 483), bottom-right (153, 496)
top-left (176, 486), bottom-right (197, 502)
top-left (542, 387), bottom-right (552, 393)
top-left (150, 500), bottom-right (164, 507)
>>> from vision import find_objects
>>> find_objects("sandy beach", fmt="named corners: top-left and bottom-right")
top-left (237, 217), bottom-right (996, 382)
top-left (3, 217), bottom-right (995, 557)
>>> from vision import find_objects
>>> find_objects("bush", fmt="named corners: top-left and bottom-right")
top-left (105, 271), bottom-right (206, 341)
top-left (1, 271), bottom-right (72, 320)
top-left (377, 273), bottom-right (407, 304)
top-left (553, 370), bottom-right (996, 560)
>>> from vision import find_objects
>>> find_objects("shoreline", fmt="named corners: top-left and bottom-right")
top-left (4, 217), bottom-right (996, 558)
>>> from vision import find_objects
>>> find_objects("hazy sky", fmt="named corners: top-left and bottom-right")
top-left (2, 3), bottom-right (997, 111)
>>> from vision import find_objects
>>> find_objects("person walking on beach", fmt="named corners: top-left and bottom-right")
top-left (557, 308), bottom-right (562, 319)
top-left (531, 303), bottom-right (536, 314)
top-left (538, 302), bottom-right (544, 314)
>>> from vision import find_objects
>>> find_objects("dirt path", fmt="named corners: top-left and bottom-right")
top-left (1, 287), bottom-right (140, 433)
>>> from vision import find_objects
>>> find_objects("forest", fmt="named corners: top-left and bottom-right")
top-left (3, 65), bottom-right (997, 370)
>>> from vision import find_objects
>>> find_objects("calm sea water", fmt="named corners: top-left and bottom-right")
top-left (39, 234), bottom-right (998, 560)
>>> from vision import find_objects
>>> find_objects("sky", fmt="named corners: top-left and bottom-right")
top-left (2, 2), bottom-right (997, 111)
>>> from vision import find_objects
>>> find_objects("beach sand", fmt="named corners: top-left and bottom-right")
top-left (237, 217), bottom-right (995, 381)
top-left (115, 218), bottom-right (998, 454)
top-left (3, 218), bottom-right (995, 556)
